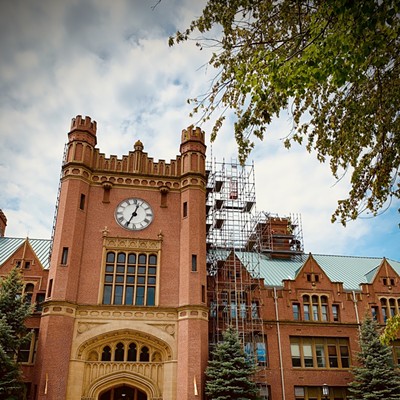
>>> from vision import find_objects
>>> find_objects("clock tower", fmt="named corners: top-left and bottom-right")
top-left (34, 116), bottom-right (208, 400)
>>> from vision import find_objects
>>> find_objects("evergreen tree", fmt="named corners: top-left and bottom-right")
top-left (348, 315), bottom-right (400, 400)
top-left (0, 267), bottom-right (33, 399)
top-left (205, 327), bottom-right (260, 400)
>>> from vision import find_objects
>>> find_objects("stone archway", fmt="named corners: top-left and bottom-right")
top-left (99, 384), bottom-right (147, 400)
top-left (83, 371), bottom-right (163, 400)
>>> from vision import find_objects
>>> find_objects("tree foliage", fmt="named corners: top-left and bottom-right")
top-left (170, 0), bottom-right (400, 224)
top-left (0, 268), bottom-right (33, 399)
top-left (205, 327), bottom-right (260, 400)
top-left (348, 315), bottom-right (400, 399)
top-left (380, 314), bottom-right (400, 346)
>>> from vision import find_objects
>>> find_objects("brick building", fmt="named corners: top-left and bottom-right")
top-left (0, 116), bottom-right (399, 400)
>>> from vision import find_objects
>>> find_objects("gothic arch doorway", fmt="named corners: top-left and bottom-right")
top-left (99, 385), bottom-right (147, 400)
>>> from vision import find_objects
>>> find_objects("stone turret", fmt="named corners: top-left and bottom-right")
top-left (65, 115), bottom-right (97, 165)
top-left (180, 125), bottom-right (206, 174)
top-left (68, 115), bottom-right (97, 146)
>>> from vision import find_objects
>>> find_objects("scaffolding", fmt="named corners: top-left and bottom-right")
top-left (48, 143), bottom-right (68, 265)
top-left (206, 159), bottom-right (304, 398)
top-left (206, 159), bottom-right (268, 394)
top-left (246, 212), bottom-right (304, 258)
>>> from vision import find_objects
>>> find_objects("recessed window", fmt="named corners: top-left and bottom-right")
top-left (80, 193), bottom-right (86, 210)
top-left (290, 337), bottom-right (350, 369)
top-left (24, 283), bottom-right (34, 304)
top-left (35, 293), bottom-right (46, 312)
top-left (293, 303), bottom-right (300, 320)
top-left (61, 247), bottom-right (69, 265)
top-left (244, 334), bottom-right (268, 366)
top-left (332, 304), bottom-right (340, 322)
top-left (202, 285), bottom-right (205, 302)
top-left (24, 261), bottom-right (31, 269)
top-left (192, 254), bottom-right (197, 272)
top-left (47, 279), bottom-right (53, 298)
top-left (17, 329), bottom-right (39, 364)
top-left (102, 251), bottom-right (157, 306)
top-left (183, 201), bottom-right (188, 217)
top-left (303, 294), bottom-right (330, 321)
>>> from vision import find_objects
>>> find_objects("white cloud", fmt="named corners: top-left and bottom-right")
top-left (0, 0), bottom-right (398, 260)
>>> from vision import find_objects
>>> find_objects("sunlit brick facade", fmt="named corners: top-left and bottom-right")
top-left (0, 116), bottom-right (399, 400)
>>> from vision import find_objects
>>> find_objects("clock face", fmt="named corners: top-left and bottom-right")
top-left (115, 198), bottom-right (154, 231)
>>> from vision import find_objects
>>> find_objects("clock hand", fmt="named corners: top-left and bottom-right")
top-left (126, 205), bottom-right (140, 225)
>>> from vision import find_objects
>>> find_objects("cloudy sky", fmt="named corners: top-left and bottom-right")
top-left (0, 0), bottom-right (399, 261)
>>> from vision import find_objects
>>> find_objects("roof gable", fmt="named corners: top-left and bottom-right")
top-left (369, 258), bottom-right (400, 287)
top-left (0, 237), bottom-right (51, 270)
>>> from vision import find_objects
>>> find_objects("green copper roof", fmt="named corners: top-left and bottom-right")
top-left (209, 250), bottom-right (400, 291)
top-left (0, 237), bottom-right (51, 269)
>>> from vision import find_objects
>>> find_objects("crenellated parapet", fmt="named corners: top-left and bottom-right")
top-left (63, 117), bottom-right (207, 184)
top-left (68, 115), bottom-right (97, 146)
top-left (180, 125), bottom-right (207, 175)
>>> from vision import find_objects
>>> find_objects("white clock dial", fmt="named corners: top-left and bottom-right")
top-left (115, 198), bottom-right (154, 231)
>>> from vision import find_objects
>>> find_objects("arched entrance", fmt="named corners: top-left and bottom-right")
top-left (99, 385), bottom-right (147, 400)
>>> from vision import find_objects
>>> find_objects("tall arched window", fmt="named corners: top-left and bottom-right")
top-left (115, 342), bottom-right (124, 361)
top-left (303, 295), bottom-right (310, 321)
top-left (24, 283), bottom-right (35, 304)
top-left (101, 346), bottom-right (111, 361)
top-left (140, 346), bottom-right (149, 362)
top-left (102, 251), bottom-right (157, 306)
top-left (128, 343), bottom-right (137, 362)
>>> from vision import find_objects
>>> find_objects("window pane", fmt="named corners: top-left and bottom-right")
top-left (304, 305), bottom-right (310, 321)
top-left (293, 303), bottom-right (300, 320)
top-left (316, 344), bottom-right (326, 367)
top-left (312, 305), bottom-right (319, 321)
top-left (147, 287), bottom-right (155, 306)
top-left (295, 387), bottom-right (305, 396)
top-left (332, 305), bottom-right (339, 321)
top-left (114, 285), bottom-right (123, 305)
top-left (231, 302), bottom-right (237, 318)
top-left (116, 265), bottom-right (125, 273)
top-left (128, 253), bottom-right (136, 264)
top-left (136, 286), bottom-right (145, 305)
top-left (291, 343), bottom-right (301, 367)
top-left (148, 277), bottom-right (156, 284)
top-left (321, 305), bottom-right (328, 321)
top-left (117, 252), bottom-right (126, 263)
top-left (149, 255), bottom-right (157, 265)
top-left (138, 254), bottom-right (146, 264)
top-left (127, 275), bottom-right (135, 284)
top-left (105, 275), bottom-right (114, 283)
top-left (328, 345), bottom-right (338, 368)
top-left (138, 266), bottom-right (146, 274)
top-left (126, 286), bottom-right (134, 305)
top-left (256, 342), bottom-right (267, 365)
top-left (106, 265), bottom-right (114, 272)
top-left (303, 343), bottom-right (313, 367)
top-left (340, 345), bottom-right (350, 368)
top-left (106, 252), bottom-right (115, 263)
top-left (148, 267), bottom-right (156, 275)
top-left (103, 285), bottom-right (112, 304)
top-left (240, 303), bottom-right (246, 319)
